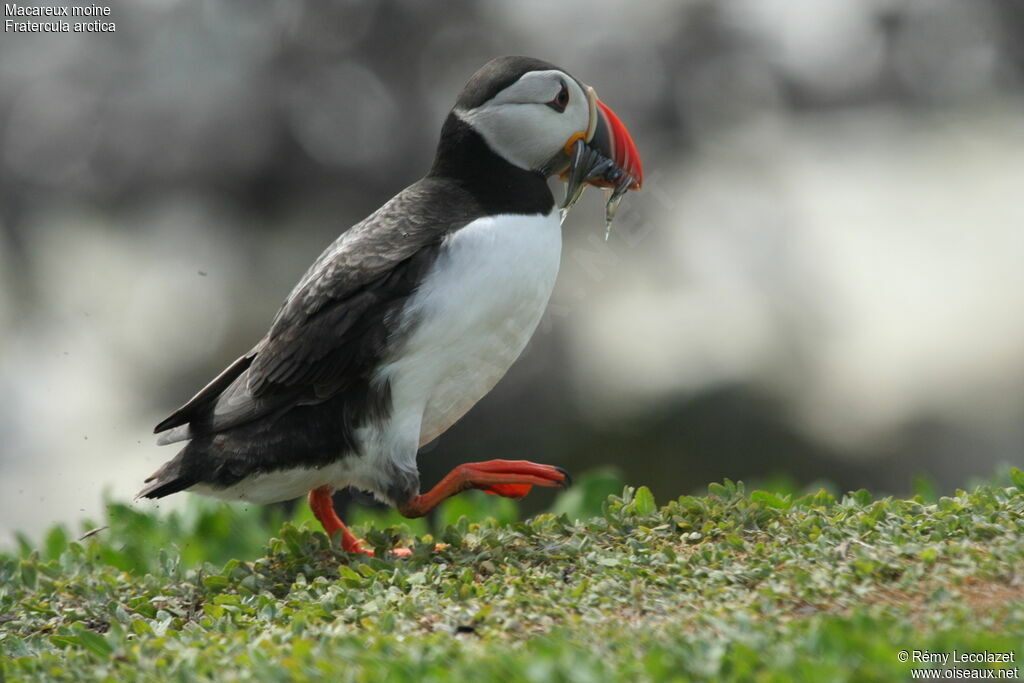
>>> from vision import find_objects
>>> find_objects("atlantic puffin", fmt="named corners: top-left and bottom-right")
top-left (139, 56), bottom-right (642, 555)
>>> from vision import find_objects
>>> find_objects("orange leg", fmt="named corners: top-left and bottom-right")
top-left (398, 459), bottom-right (571, 518)
top-left (308, 486), bottom-right (370, 554)
top-left (308, 486), bottom-right (413, 557)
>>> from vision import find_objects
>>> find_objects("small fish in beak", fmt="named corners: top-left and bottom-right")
top-left (558, 91), bottom-right (643, 239)
top-left (560, 139), bottom-right (610, 223)
top-left (560, 140), bottom-right (638, 239)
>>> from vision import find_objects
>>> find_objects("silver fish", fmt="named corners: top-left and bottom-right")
top-left (560, 139), bottom-right (637, 240)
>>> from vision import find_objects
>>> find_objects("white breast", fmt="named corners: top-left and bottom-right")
top-left (187, 210), bottom-right (562, 506)
top-left (358, 209), bottom-right (562, 476)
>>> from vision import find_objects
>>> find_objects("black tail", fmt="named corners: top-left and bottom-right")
top-left (135, 458), bottom-right (197, 500)
top-left (154, 352), bottom-right (255, 434)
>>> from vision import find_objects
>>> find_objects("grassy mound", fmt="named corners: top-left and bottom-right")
top-left (2, 473), bottom-right (1023, 681)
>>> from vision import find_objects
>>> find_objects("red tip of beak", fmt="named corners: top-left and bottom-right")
top-left (595, 98), bottom-right (643, 190)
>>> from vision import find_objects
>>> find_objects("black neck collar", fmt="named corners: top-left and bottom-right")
top-left (428, 113), bottom-right (555, 216)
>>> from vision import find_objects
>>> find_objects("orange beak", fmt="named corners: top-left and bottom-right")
top-left (587, 96), bottom-right (643, 190)
top-left (558, 86), bottom-right (643, 228)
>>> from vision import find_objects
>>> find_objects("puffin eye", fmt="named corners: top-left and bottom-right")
top-left (547, 83), bottom-right (569, 113)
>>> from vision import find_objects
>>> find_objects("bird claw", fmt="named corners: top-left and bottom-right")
top-left (348, 542), bottom-right (448, 558)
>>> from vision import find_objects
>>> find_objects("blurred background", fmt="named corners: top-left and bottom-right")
top-left (2, 0), bottom-right (1023, 540)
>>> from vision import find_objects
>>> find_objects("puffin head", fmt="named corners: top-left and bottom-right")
top-left (444, 56), bottom-right (642, 218)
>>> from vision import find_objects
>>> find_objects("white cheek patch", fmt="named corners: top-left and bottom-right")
top-left (456, 70), bottom-right (591, 172)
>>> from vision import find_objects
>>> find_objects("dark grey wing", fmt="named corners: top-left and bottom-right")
top-left (153, 351), bottom-right (256, 437)
top-left (153, 178), bottom-right (478, 442)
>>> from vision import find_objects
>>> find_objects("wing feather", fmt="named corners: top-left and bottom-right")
top-left (153, 179), bottom-right (479, 441)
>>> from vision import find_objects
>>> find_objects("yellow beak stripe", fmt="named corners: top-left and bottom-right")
top-left (562, 86), bottom-right (599, 156)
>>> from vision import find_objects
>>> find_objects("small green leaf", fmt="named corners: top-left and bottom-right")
top-left (751, 491), bottom-right (791, 510)
top-left (49, 635), bottom-right (79, 650)
top-left (43, 526), bottom-right (68, 562)
top-left (851, 489), bottom-right (872, 506)
top-left (633, 487), bottom-right (657, 516)
top-left (20, 560), bottom-right (37, 588)
top-left (202, 574), bottom-right (230, 591)
top-left (73, 628), bottom-right (113, 658)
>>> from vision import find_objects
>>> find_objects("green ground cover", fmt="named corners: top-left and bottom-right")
top-left (2, 470), bottom-right (1022, 681)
